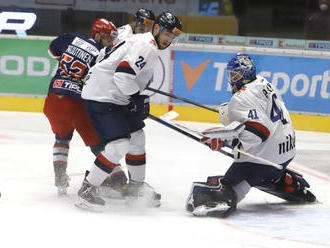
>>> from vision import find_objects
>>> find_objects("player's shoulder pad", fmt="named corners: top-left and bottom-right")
top-left (228, 89), bottom-right (255, 121)
top-left (131, 32), bottom-right (157, 47)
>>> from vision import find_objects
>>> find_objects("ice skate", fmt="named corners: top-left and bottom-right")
top-left (54, 165), bottom-right (70, 196)
top-left (123, 180), bottom-right (161, 207)
top-left (75, 172), bottom-right (105, 211)
top-left (99, 167), bottom-right (128, 199)
top-left (296, 189), bottom-right (317, 203)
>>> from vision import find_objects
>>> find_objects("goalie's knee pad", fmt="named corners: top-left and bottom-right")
top-left (186, 176), bottom-right (237, 217)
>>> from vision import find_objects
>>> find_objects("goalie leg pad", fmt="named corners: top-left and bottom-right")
top-left (186, 176), bottom-right (237, 218)
top-left (257, 169), bottom-right (316, 203)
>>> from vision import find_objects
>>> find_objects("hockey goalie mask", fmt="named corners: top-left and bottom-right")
top-left (226, 54), bottom-right (256, 93)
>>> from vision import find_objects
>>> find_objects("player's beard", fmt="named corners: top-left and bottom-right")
top-left (154, 35), bottom-right (170, 50)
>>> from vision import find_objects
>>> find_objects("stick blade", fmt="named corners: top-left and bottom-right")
top-left (159, 110), bottom-right (179, 121)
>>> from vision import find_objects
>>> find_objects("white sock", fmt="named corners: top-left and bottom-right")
top-left (86, 164), bottom-right (110, 187)
top-left (127, 164), bottom-right (146, 182)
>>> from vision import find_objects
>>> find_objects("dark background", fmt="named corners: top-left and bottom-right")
top-left (1, 0), bottom-right (329, 40)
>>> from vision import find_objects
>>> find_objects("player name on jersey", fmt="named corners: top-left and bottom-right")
top-left (66, 45), bottom-right (94, 65)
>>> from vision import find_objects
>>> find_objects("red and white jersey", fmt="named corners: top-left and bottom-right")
top-left (82, 32), bottom-right (158, 105)
top-left (228, 76), bottom-right (296, 164)
top-left (96, 24), bottom-right (133, 63)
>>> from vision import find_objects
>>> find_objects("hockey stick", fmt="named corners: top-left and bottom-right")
top-left (148, 113), bottom-right (234, 158)
top-left (146, 87), bottom-right (218, 113)
top-left (149, 112), bottom-right (283, 170)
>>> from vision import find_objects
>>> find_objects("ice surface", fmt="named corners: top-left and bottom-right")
top-left (0, 111), bottom-right (329, 248)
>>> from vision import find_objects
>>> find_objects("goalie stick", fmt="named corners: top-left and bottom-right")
top-left (149, 112), bottom-right (283, 170)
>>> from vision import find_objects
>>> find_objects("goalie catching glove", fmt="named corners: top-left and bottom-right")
top-left (200, 121), bottom-right (245, 151)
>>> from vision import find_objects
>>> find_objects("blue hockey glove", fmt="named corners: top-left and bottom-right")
top-left (128, 94), bottom-right (150, 120)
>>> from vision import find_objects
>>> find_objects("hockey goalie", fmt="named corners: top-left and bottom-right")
top-left (186, 54), bottom-right (316, 218)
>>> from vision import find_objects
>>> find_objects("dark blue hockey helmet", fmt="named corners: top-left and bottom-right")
top-left (226, 53), bottom-right (256, 93)
top-left (156, 11), bottom-right (183, 37)
top-left (134, 8), bottom-right (156, 27)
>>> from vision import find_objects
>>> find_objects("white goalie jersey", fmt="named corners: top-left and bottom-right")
top-left (82, 32), bottom-right (158, 105)
top-left (227, 76), bottom-right (296, 165)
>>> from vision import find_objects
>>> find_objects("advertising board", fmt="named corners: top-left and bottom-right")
top-left (173, 50), bottom-right (330, 115)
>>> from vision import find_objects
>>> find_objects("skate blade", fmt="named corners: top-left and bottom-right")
top-left (74, 197), bottom-right (104, 212)
top-left (192, 203), bottom-right (230, 217)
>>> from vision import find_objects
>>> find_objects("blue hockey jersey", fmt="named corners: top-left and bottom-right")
top-left (48, 33), bottom-right (101, 98)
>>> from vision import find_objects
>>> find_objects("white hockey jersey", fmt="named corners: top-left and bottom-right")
top-left (82, 32), bottom-right (158, 105)
top-left (227, 76), bottom-right (296, 165)
top-left (96, 24), bottom-right (134, 63)
top-left (115, 24), bottom-right (133, 44)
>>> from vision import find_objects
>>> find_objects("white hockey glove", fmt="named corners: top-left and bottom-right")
top-left (218, 102), bottom-right (230, 126)
top-left (200, 121), bottom-right (245, 151)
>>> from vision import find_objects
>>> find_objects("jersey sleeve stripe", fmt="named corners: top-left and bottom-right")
top-left (244, 121), bottom-right (270, 142)
top-left (115, 61), bottom-right (136, 75)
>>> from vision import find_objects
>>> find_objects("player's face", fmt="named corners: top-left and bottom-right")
top-left (157, 30), bottom-right (177, 50)
top-left (134, 24), bottom-right (152, 34)
top-left (228, 70), bottom-right (243, 93)
top-left (100, 33), bottom-right (115, 48)
top-left (229, 70), bottom-right (244, 83)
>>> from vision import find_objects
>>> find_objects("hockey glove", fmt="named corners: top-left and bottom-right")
top-left (128, 94), bottom-right (150, 120)
top-left (201, 136), bottom-right (224, 151)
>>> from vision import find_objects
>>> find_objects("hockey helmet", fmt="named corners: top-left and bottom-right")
top-left (134, 8), bottom-right (156, 27)
top-left (226, 53), bottom-right (256, 93)
top-left (156, 11), bottom-right (183, 37)
top-left (91, 18), bottom-right (118, 38)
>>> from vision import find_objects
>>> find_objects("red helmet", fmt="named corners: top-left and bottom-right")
top-left (91, 18), bottom-right (118, 38)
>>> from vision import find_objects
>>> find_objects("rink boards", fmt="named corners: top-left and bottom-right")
top-left (1, 35), bottom-right (330, 132)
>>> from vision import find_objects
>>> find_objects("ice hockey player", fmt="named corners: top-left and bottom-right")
top-left (95, 9), bottom-right (156, 188)
top-left (44, 18), bottom-right (125, 195)
top-left (186, 53), bottom-right (316, 217)
top-left (96, 8), bottom-right (156, 63)
top-left (75, 12), bottom-right (183, 210)
top-left (116, 8), bottom-right (156, 43)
